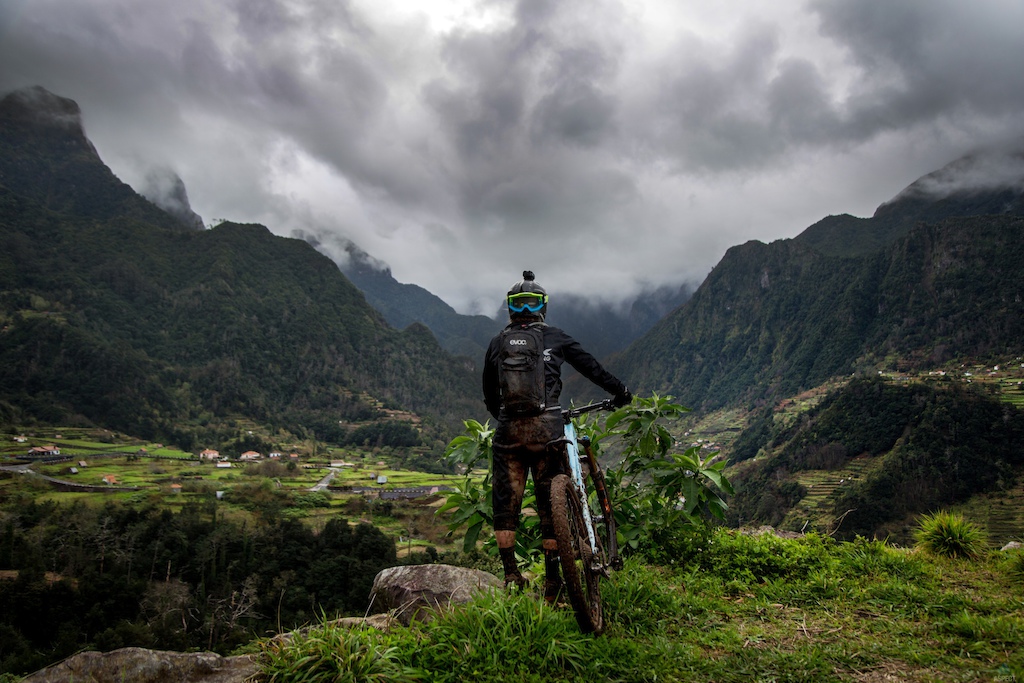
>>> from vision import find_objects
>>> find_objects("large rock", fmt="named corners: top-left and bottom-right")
top-left (21, 647), bottom-right (257, 683)
top-left (22, 566), bottom-right (501, 681)
top-left (369, 564), bottom-right (502, 625)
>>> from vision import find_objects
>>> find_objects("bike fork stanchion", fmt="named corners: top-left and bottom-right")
top-left (564, 422), bottom-right (599, 552)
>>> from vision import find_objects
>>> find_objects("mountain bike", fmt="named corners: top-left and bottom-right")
top-left (549, 399), bottom-right (621, 634)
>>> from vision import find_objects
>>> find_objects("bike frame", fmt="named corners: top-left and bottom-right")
top-left (563, 419), bottom-right (600, 553)
top-left (560, 399), bottom-right (619, 572)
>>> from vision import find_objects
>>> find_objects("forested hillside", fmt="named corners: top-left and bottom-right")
top-left (729, 377), bottom-right (1024, 543)
top-left (335, 237), bottom-right (695, 364)
top-left (0, 87), bottom-right (481, 449)
top-left (598, 147), bottom-right (1024, 542)
top-left (612, 214), bottom-right (1024, 411)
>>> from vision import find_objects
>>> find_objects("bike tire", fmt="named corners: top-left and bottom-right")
top-left (550, 473), bottom-right (604, 634)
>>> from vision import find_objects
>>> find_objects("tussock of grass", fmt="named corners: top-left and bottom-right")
top-left (260, 626), bottom-right (419, 683)
top-left (915, 511), bottom-right (987, 559)
top-left (257, 531), bottom-right (1024, 682)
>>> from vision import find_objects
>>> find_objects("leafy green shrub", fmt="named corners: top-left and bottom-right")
top-left (259, 623), bottom-right (418, 683)
top-left (605, 394), bottom-right (734, 545)
top-left (914, 511), bottom-right (986, 559)
top-left (637, 520), bottom-right (713, 567)
top-left (688, 530), bottom-right (835, 584)
top-left (399, 591), bottom-right (591, 682)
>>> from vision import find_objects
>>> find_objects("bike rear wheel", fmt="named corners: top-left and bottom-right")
top-left (550, 473), bottom-right (604, 634)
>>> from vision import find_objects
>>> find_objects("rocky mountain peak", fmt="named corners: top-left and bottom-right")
top-left (0, 85), bottom-right (93, 150)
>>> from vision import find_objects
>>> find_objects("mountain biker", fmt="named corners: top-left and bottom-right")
top-left (482, 270), bottom-right (632, 601)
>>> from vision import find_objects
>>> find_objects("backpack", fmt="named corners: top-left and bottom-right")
top-left (497, 323), bottom-right (548, 417)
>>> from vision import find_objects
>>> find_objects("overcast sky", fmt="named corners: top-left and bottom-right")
top-left (3, 0), bottom-right (1024, 314)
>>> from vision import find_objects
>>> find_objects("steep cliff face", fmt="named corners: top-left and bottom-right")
top-left (0, 86), bottom-right (188, 230)
top-left (610, 213), bottom-right (1024, 410)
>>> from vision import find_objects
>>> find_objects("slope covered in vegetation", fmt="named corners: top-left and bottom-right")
top-left (257, 529), bottom-right (1024, 683)
top-left (613, 215), bottom-right (1024, 411)
top-left (0, 87), bottom-right (481, 449)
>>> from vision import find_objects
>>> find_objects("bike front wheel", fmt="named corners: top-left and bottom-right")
top-left (550, 473), bottom-right (604, 634)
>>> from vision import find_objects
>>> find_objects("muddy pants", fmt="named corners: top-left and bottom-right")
top-left (492, 409), bottom-right (566, 538)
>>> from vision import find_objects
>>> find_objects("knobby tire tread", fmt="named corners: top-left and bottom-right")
top-left (550, 473), bottom-right (603, 634)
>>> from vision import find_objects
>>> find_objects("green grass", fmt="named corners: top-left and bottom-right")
top-left (0, 454), bottom-right (466, 554)
top-left (915, 511), bottom-right (987, 559)
top-left (255, 530), bottom-right (1024, 682)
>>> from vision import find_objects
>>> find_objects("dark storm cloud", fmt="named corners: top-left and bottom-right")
top-left (424, 0), bottom-right (629, 233)
top-left (2, 0), bottom-right (1024, 311)
top-left (813, 0), bottom-right (1024, 140)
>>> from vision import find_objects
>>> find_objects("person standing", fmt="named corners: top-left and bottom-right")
top-left (482, 271), bottom-right (631, 600)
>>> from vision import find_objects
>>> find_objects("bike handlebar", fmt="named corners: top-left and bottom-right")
top-left (562, 399), bottom-right (616, 420)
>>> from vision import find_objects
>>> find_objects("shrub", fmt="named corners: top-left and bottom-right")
top-left (687, 529), bottom-right (835, 584)
top-left (914, 511), bottom-right (986, 559)
top-left (259, 623), bottom-right (418, 683)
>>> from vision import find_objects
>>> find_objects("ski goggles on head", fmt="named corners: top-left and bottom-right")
top-left (507, 292), bottom-right (548, 313)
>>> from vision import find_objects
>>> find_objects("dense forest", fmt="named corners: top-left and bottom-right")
top-left (727, 378), bottom-right (1024, 540)
top-left (0, 492), bottom-right (399, 675)
top-left (0, 88), bottom-right (483, 454)
top-left (609, 213), bottom-right (1024, 411)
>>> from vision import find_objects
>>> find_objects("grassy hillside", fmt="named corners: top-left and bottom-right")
top-left (256, 528), bottom-right (1024, 683)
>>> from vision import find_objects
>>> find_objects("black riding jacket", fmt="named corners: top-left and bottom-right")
top-left (482, 322), bottom-right (627, 420)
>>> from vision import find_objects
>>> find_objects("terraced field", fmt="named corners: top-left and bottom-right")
top-left (949, 478), bottom-right (1024, 548)
top-left (781, 456), bottom-right (879, 532)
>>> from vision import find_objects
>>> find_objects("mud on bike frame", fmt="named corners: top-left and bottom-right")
top-left (549, 398), bottom-right (621, 633)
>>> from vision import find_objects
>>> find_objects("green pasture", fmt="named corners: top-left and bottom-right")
top-left (1, 439), bottom-right (464, 556)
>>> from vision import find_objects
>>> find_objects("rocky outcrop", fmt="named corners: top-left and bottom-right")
top-left (21, 564), bottom-right (502, 681)
top-left (368, 564), bottom-right (502, 626)
top-left (20, 647), bottom-right (258, 683)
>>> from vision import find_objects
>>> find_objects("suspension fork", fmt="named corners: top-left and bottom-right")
top-left (563, 422), bottom-right (599, 553)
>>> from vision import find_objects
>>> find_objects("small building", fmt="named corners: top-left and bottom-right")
top-left (200, 449), bottom-right (221, 461)
top-left (216, 462), bottom-right (232, 469)
top-left (269, 452), bottom-right (282, 459)
top-left (13, 436), bottom-right (27, 443)
top-left (239, 451), bottom-right (261, 461)
top-left (102, 475), bottom-right (118, 485)
top-left (170, 484), bottom-right (182, 494)
top-left (27, 445), bottom-right (60, 457)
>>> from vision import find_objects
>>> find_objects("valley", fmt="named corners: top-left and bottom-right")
top-left (1, 426), bottom-right (466, 562)
top-left (2, 85), bottom-right (1024, 679)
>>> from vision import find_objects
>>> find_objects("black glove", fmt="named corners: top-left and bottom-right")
top-left (612, 388), bottom-right (633, 408)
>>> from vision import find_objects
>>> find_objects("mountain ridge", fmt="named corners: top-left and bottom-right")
top-left (0, 86), bottom-right (481, 449)
top-left (604, 148), bottom-right (1024, 410)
